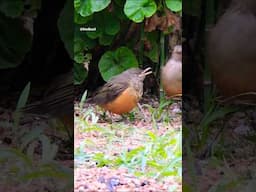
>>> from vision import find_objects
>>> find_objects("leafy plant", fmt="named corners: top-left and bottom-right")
top-left (74, 0), bottom-right (111, 17)
top-left (0, 79), bottom-right (73, 190)
top-left (99, 46), bottom-right (139, 81)
top-left (198, 105), bottom-right (236, 147)
top-left (73, 0), bottom-right (182, 84)
top-left (13, 82), bottom-right (31, 129)
top-left (87, 129), bottom-right (182, 180)
top-left (0, 0), bottom-right (41, 69)
top-left (124, 0), bottom-right (157, 23)
top-left (165, 0), bottom-right (182, 13)
top-left (0, 129), bottom-right (72, 190)
top-left (144, 95), bottom-right (174, 128)
top-left (85, 12), bottom-right (120, 45)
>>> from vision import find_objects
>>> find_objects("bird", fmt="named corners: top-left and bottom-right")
top-left (161, 45), bottom-right (182, 97)
top-left (208, 0), bottom-right (256, 103)
top-left (87, 67), bottom-right (152, 115)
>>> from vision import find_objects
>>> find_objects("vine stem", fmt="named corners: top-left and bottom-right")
top-left (159, 32), bottom-right (165, 88)
top-left (139, 23), bottom-right (144, 67)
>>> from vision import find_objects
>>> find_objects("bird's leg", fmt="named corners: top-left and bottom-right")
top-left (108, 111), bottom-right (113, 123)
top-left (137, 103), bottom-right (148, 122)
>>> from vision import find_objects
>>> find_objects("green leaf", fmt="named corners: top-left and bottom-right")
top-left (93, 153), bottom-right (111, 167)
top-left (14, 81), bottom-right (30, 128)
top-left (0, 14), bottom-right (32, 69)
top-left (124, 0), bottom-right (157, 23)
top-left (74, 62), bottom-right (88, 85)
top-left (39, 135), bottom-right (58, 163)
top-left (74, 52), bottom-right (84, 63)
top-left (85, 12), bottom-right (120, 45)
top-left (80, 90), bottom-right (87, 108)
top-left (98, 47), bottom-right (139, 81)
top-left (104, 14), bottom-right (120, 35)
top-left (83, 35), bottom-right (96, 49)
top-left (16, 82), bottom-right (31, 110)
top-left (75, 0), bottom-right (111, 17)
top-left (22, 164), bottom-right (69, 180)
top-left (200, 106), bottom-right (236, 128)
top-left (99, 34), bottom-right (114, 45)
top-left (86, 27), bottom-right (102, 39)
top-left (0, 148), bottom-right (33, 167)
top-left (165, 0), bottom-right (182, 12)
top-left (58, 0), bottom-right (73, 59)
top-left (147, 131), bottom-right (157, 141)
top-left (74, 37), bottom-right (84, 53)
top-left (20, 127), bottom-right (43, 151)
top-left (0, 0), bottom-right (24, 18)
top-left (26, 141), bottom-right (37, 160)
top-left (75, 27), bottom-right (96, 49)
top-left (74, 12), bottom-right (92, 24)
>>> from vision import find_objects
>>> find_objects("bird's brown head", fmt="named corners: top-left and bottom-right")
top-left (119, 67), bottom-right (152, 83)
top-left (127, 67), bottom-right (152, 97)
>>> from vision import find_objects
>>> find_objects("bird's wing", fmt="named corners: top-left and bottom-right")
top-left (89, 80), bottom-right (130, 105)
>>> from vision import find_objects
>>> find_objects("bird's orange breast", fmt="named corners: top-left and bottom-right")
top-left (101, 87), bottom-right (139, 114)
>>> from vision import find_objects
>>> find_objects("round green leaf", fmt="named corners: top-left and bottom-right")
top-left (82, 34), bottom-right (96, 49)
top-left (74, 52), bottom-right (84, 63)
top-left (99, 34), bottom-right (114, 46)
top-left (104, 14), bottom-right (120, 35)
top-left (85, 14), bottom-right (102, 39)
top-left (75, 26), bottom-right (96, 50)
top-left (86, 29), bottom-right (102, 39)
top-left (93, 12), bottom-right (120, 36)
top-left (99, 47), bottom-right (138, 81)
top-left (76, 0), bottom-right (111, 17)
top-left (124, 0), bottom-right (157, 23)
top-left (74, 37), bottom-right (84, 53)
top-left (74, 12), bottom-right (92, 24)
top-left (85, 12), bottom-right (120, 45)
top-left (74, 62), bottom-right (88, 85)
top-left (83, 36), bottom-right (96, 49)
top-left (165, 0), bottom-right (182, 12)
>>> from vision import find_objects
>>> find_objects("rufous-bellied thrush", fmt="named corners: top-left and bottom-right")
top-left (88, 67), bottom-right (152, 115)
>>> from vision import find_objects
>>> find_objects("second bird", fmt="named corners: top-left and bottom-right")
top-left (161, 45), bottom-right (182, 97)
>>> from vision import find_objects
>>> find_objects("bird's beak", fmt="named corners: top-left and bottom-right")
top-left (140, 67), bottom-right (152, 77)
